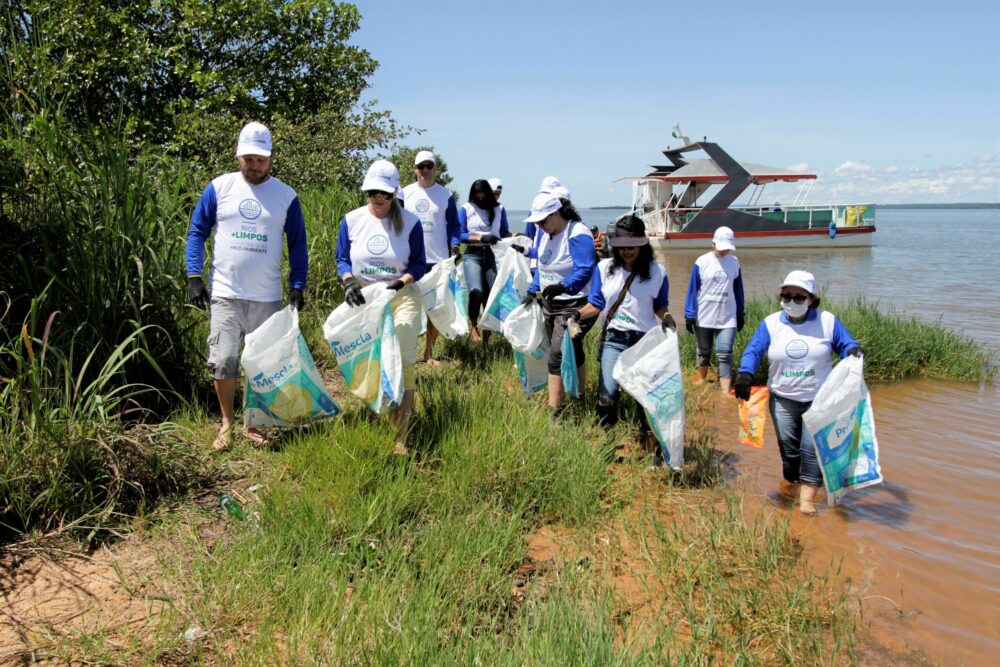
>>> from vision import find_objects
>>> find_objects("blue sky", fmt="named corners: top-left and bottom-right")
top-left (352, 0), bottom-right (999, 207)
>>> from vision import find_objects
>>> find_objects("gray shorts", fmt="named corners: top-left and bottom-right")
top-left (207, 297), bottom-right (282, 380)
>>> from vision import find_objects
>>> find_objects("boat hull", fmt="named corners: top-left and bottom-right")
top-left (649, 226), bottom-right (875, 249)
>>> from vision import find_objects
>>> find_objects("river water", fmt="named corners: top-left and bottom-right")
top-left (511, 207), bottom-right (999, 663)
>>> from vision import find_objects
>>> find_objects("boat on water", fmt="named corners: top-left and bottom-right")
top-left (615, 135), bottom-right (876, 248)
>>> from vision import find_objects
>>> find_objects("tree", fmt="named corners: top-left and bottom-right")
top-left (1, 0), bottom-right (408, 188)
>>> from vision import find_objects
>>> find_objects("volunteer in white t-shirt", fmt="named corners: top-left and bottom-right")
top-left (459, 179), bottom-right (511, 343)
top-left (519, 193), bottom-right (596, 415)
top-left (573, 214), bottom-right (675, 466)
top-left (735, 270), bottom-right (862, 515)
top-left (335, 160), bottom-right (427, 455)
top-left (185, 122), bottom-right (308, 450)
top-left (401, 150), bottom-right (459, 367)
top-left (683, 226), bottom-right (746, 393)
top-left (522, 176), bottom-right (562, 254)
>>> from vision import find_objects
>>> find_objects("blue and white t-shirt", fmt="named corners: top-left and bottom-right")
top-left (684, 251), bottom-right (744, 328)
top-left (529, 221), bottom-right (596, 302)
top-left (738, 309), bottom-right (860, 402)
top-left (401, 182), bottom-right (459, 264)
top-left (458, 203), bottom-right (509, 246)
top-left (185, 172), bottom-right (307, 302)
top-left (335, 206), bottom-right (427, 286)
top-left (588, 259), bottom-right (669, 333)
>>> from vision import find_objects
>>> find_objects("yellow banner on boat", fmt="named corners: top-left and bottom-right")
top-left (845, 205), bottom-right (867, 227)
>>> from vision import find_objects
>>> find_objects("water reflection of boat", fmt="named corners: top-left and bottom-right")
top-left (615, 137), bottom-right (876, 248)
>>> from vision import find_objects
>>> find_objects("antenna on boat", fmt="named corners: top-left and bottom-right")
top-left (670, 123), bottom-right (691, 146)
top-left (671, 122), bottom-right (691, 146)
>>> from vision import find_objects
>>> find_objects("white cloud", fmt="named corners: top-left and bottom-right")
top-left (885, 165), bottom-right (899, 173)
top-left (834, 160), bottom-right (874, 174)
top-left (785, 162), bottom-right (810, 172)
top-left (976, 153), bottom-right (994, 164)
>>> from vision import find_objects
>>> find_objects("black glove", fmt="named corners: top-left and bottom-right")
top-left (541, 283), bottom-right (568, 301)
top-left (343, 276), bottom-right (365, 307)
top-left (661, 314), bottom-right (677, 332)
top-left (450, 243), bottom-right (462, 260)
top-left (387, 279), bottom-right (405, 291)
top-left (685, 318), bottom-right (696, 334)
top-left (569, 310), bottom-right (581, 323)
top-left (734, 372), bottom-right (753, 401)
top-left (521, 292), bottom-right (537, 308)
top-left (288, 288), bottom-right (305, 311)
top-left (849, 346), bottom-right (863, 358)
top-left (737, 314), bottom-right (745, 332)
top-left (479, 233), bottom-right (500, 245)
top-left (186, 277), bottom-right (208, 309)
top-left (510, 244), bottom-right (528, 255)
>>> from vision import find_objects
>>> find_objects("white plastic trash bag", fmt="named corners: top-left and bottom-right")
top-left (242, 306), bottom-right (340, 428)
top-left (613, 327), bottom-right (685, 470)
top-left (479, 240), bottom-right (532, 333)
top-left (323, 284), bottom-right (404, 414)
top-left (489, 236), bottom-right (530, 268)
top-left (513, 347), bottom-right (548, 397)
top-left (501, 302), bottom-right (545, 353)
top-left (802, 355), bottom-right (883, 506)
top-left (416, 256), bottom-right (469, 339)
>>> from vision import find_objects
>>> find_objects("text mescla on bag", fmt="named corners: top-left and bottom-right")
top-left (323, 284), bottom-right (404, 414)
top-left (242, 306), bottom-right (340, 428)
top-left (802, 355), bottom-right (883, 506)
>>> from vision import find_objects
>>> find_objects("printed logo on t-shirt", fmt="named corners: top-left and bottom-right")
top-left (415, 198), bottom-right (431, 214)
top-left (785, 339), bottom-right (809, 360)
top-left (622, 292), bottom-right (634, 306)
top-left (239, 199), bottom-right (262, 219)
top-left (540, 249), bottom-right (553, 264)
top-left (367, 235), bottom-right (389, 255)
top-left (712, 270), bottom-right (728, 284)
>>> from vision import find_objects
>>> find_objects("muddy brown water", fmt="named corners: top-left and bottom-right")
top-left (516, 207), bottom-right (1000, 661)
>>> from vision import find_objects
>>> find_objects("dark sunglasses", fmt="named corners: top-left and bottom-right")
top-left (366, 190), bottom-right (394, 201)
top-left (780, 292), bottom-right (809, 304)
top-left (415, 163), bottom-right (435, 170)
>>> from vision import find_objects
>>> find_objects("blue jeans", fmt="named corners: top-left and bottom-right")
top-left (694, 325), bottom-right (736, 379)
top-left (462, 248), bottom-right (497, 322)
top-left (768, 393), bottom-right (821, 485)
top-left (597, 328), bottom-right (650, 435)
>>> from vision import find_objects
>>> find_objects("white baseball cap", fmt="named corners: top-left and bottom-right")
top-left (488, 177), bottom-right (503, 191)
top-left (552, 185), bottom-right (571, 201)
top-left (236, 122), bottom-right (272, 157)
top-left (712, 226), bottom-right (736, 251)
top-left (781, 270), bottom-right (816, 295)
top-left (538, 175), bottom-right (561, 193)
top-left (413, 150), bottom-right (436, 166)
top-left (361, 159), bottom-right (400, 194)
top-left (524, 193), bottom-right (562, 223)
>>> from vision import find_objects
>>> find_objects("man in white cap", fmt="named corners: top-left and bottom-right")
top-left (683, 226), bottom-right (744, 392)
top-left (487, 177), bottom-right (503, 201)
top-left (401, 150), bottom-right (459, 367)
top-left (538, 175), bottom-right (561, 194)
top-left (186, 121), bottom-right (308, 450)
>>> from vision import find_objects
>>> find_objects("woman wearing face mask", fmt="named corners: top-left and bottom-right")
top-left (683, 226), bottom-right (745, 393)
top-left (734, 270), bottom-right (862, 515)
top-left (459, 179), bottom-right (511, 342)
top-left (572, 214), bottom-right (675, 465)
top-left (336, 160), bottom-right (427, 455)
top-left (520, 193), bottom-right (596, 416)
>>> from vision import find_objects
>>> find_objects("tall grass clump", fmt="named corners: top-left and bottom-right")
top-left (680, 297), bottom-right (996, 384)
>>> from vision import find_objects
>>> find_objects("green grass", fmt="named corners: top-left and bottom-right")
top-left (680, 297), bottom-right (997, 385)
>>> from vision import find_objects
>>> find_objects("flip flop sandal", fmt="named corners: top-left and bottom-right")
top-left (212, 424), bottom-right (233, 451)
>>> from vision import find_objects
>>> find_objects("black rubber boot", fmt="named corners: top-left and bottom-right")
top-left (596, 400), bottom-right (618, 428)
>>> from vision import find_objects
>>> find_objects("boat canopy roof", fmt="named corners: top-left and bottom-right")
top-left (647, 159), bottom-right (815, 184)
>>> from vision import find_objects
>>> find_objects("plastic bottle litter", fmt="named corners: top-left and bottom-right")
top-left (219, 493), bottom-right (245, 520)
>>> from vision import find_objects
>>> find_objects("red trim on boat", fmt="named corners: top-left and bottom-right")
top-left (659, 226), bottom-right (876, 239)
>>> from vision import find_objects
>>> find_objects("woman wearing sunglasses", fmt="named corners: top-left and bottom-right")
top-left (459, 178), bottom-right (511, 343)
top-left (734, 270), bottom-right (862, 514)
top-left (572, 214), bottom-right (675, 465)
top-left (335, 160), bottom-right (427, 454)
top-left (520, 192), bottom-right (596, 416)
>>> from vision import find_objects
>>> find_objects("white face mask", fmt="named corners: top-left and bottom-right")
top-left (781, 299), bottom-right (809, 319)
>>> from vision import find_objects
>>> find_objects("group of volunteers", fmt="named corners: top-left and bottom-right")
top-left (186, 122), bottom-right (862, 515)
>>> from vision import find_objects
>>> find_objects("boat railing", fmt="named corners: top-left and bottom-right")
top-left (637, 202), bottom-right (876, 233)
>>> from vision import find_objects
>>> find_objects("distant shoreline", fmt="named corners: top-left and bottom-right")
top-left (587, 203), bottom-right (1000, 210)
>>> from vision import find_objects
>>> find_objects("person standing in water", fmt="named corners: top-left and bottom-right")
top-left (401, 150), bottom-right (460, 367)
top-left (735, 270), bottom-right (862, 514)
top-left (684, 226), bottom-right (745, 393)
top-left (185, 122), bottom-right (308, 451)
